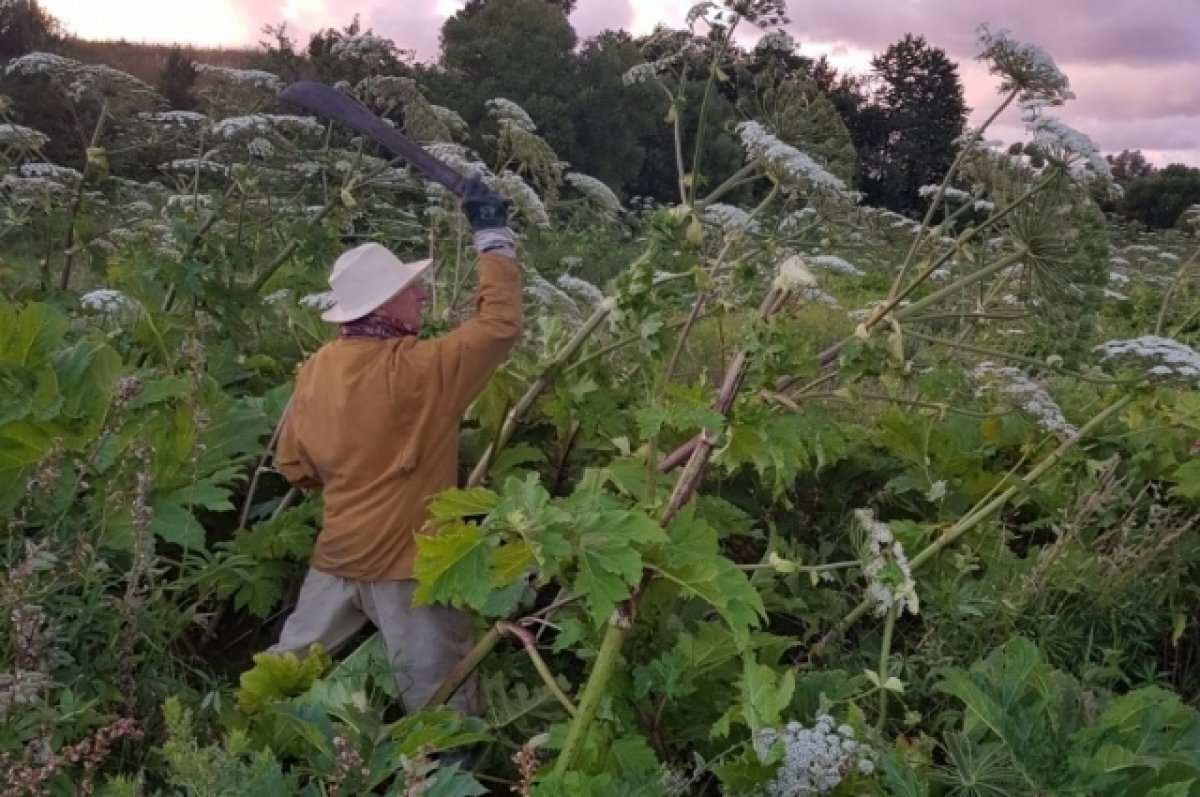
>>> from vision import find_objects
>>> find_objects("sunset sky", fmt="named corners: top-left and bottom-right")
top-left (38, 0), bottom-right (1200, 168)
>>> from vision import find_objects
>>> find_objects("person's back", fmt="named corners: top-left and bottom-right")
top-left (268, 178), bottom-right (520, 716)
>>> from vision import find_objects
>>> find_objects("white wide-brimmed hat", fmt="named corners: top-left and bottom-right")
top-left (319, 243), bottom-right (433, 323)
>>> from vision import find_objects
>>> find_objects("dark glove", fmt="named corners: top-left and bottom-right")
top-left (461, 177), bottom-right (508, 231)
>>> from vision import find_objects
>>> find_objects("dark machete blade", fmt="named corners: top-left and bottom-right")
top-left (279, 80), bottom-right (466, 197)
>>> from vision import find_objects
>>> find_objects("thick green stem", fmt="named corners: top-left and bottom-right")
top-left (554, 618), bottom-right (628, 774)
top-left (876, 605), bottom-right (897, 733)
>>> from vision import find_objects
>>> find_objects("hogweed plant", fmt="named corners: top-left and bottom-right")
top-left (2, 1), bottom-right (1199, 793)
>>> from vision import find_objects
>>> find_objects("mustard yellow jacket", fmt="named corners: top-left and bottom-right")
top-left (276, 253), bottom-right (522, 580)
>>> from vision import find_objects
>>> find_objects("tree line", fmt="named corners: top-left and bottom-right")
top-left (2, 0), bottom-right (1197, 227)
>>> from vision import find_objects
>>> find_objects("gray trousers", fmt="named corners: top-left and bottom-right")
top-left (270, 568), bottom-right (480, 715)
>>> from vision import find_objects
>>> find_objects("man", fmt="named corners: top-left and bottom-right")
top-left (271, 178), bottom-right (521, 716)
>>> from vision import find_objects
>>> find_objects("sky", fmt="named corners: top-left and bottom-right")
top-left (39, 0), bottom-right (1200, 168)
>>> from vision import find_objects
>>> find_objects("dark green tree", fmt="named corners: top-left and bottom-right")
top-left (1121, 164), bottom-right (1200, 229)
top-left (158, 46), bottom-right (197, 110)
top-left (566, 31), bottom-right (659, 193)
top-left (438, 0), bottom-right (579, 159)
top-left (0, 0), bottom-right (61, 59)
top-left (860, 34), bottom-right (967, 212)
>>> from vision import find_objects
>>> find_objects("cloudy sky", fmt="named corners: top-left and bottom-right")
top-left (41, 0), bottom-right (1200, 167)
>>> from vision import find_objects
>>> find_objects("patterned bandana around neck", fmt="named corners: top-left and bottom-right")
top-left (339, 313), bottom-right (418, 340)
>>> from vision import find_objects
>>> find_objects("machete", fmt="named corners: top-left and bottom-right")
top-left (279, 80), bottom-right (467, 197)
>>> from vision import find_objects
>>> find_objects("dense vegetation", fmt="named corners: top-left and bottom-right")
top-left (1, 0), bottom-right (1198, 794)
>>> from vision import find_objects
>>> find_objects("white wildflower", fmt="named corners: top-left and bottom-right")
top-left (1095, 336), bottom-right (1200, 384)
top-left (565, 172), bottom-right (623, 214)
top-left (80, 289), bottom-right (136, 313)
top-left (5, 52), bottom-right (79, 77)
top-left (973, 200), bottom-right (996, 213)
top-left (1108, 271), bottom-right (1130, 286)
top-left (1022, 109), bottom-right (1110, 180)
top-left (329, 33), bottom-right (396, 62)
top-left (263, 289), bottom-right (290, 305)
top-left (972, 361), bottom-right (1077, 436)
top-left (779, 207), bottom-right (818, 233)
top-left (493, 172), bottom-right (550, 228)
top-left (557, 274), bottom-right (604, 306)
top-left (756, 714), bottom-right (876, 796)
top-left (160, 157), bottom-right (229, 176)
top-left (166, 194), bottom-right (212, 211)
top-left (1159, 252), bottom-right (1180, 263)
top-left (18, 163), bottom-right (81, 182)
top-left (773, 255), bottom-right (817, 293)
top-left (212, 113), bottom-right (324, 140)
top-left (1103, 289), bottom-right (1129, 301)
top-left (247, 137), bottom-right (274, 158)
top-left (809, 255), bottom-right (863, 277)
top-left (756, 31), bottom-right (796, 53)
top-left (919, 184), bottom-right (971, 203)
top-left (704, 203), bottom-right (758, 236)
top-left (140, 110), bottom-right (208, 129)
top-left (0, 123), bottom-right (48, 150)
top-left (193, 63), bottom-right (282, 92)
top-left (802, 288), bottom-right (841, 308)
top-left (737, 120), bottom-right (847, 195)
top-left (299, 291), bottom-right (337, 310)
top-left (975, 24), bottom-right (1075, 105)
top-left (486, 98), bottom-right (536, 132)
top-left (526, 272), bottom-right (581, 323)
top-left (855, 509), bottom-right (919, 617)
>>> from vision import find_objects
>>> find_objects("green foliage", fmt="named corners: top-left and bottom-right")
top-left (237, 646), bottom-right (332, 714)
top-left (1121, 164), bottom-right (1200, 229)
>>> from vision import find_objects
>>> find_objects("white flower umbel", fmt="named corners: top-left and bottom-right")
top-left (526, 272), bottom-right (582, 323)
top-left (686, 2), bottom-right (718, 26)
top-left (773, 254), bottom-right (817, 293)
top-left (756, 714), bottom-right (876, 796)
top-left (975, 24), bottom-right (1074, 105)
top-left (737, 121), bottom-right (848, 196)
top-left (298, 291), bottom-right (337, 311)
top-left (703, 203), bottom-right (758, 236)
top-left (193, 63), bottom-right (282, 92)
top-left (0, 123), bottom-right (48, 150)
top-left (565, 172), bottom-right (623, 214)
top-left (330, 33), bottom-right (396, 62)
top-left (557, 274), bottom-right (605, 307)
top-left (4, 51), bottom-right (79, 76)
top-left (756, 31), bottom-right (796, 53)
top-left (918, 184), bottom-right (971, 203)
top-left (493, 172), bottom-right (550, 229)
top-left (809, 255), bottom-right (864, 277)
top-left (212, 114), bottom-right (324, 140)
top-left (972, 362), bottom-right (1077, 436)
top-left (80, 289), bottom-right (136, 313)
top-left (486, 98), bottom-right (536, 132)
top-left (1022, 108), bottom-right (1110, 180)
top-left (247, 137), bottom-right (274, 158)
top-left (140, 110), bottom-right (208, 129)
top-left (855, 509), bottom-right (919, 617)
top-left (18, 163), bottom-right (82, 183)
top-left (160, 157), bottom-right (229, 176)
top-left (1095, 336), bottom-right (1200, 385)
top-left (424, 142), bottom-right (490, 178)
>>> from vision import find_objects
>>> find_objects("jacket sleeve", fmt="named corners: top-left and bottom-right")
top-left (435, 252), bottom-right (524, 409)
top-left (275, 371), bottom-right (324, 490)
